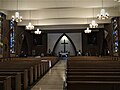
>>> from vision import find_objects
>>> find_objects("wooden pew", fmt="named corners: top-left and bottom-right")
top-left (68, 56), bottom-right (113, 60)
top-left (8, 59), bottom-right (41, 81)
top-left (11, 58), bottom-right (48, 79)
top-left (0, 76), bottom-right (11, 90)
top-left (66, 57), bottom-right (120, 90)
top-left (67, 71), bottom-right (120, 76)
top-left (0, 62), bottom-right (33, 85)
top-left (41, 56), bottom-right (59, 68)
top-left (0, 72), bottom-right (21, 90)
top-left (3, 57), bottom-right (57, 78)
top-left (0, 69), bottom-right (28, 90)
top-left (67, 60), bottom-right (120, 69)
top-left (41, 60), bottom-right (49, 76)
top-left (0, 58), bottom-right (41, 90)
top-left (67, 81), bottom-right (120, 90)
top-left (67, 71), bottom-right (120, 90)
top-left (67, 75), bottom-right (120, 81)
top-left (0, 57), bottom-right (58, 90)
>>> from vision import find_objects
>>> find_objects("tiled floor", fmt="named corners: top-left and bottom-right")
top-left (31, 60), bottom-right (67, 90)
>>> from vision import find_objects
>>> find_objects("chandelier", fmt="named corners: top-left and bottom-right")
top-left (11, 0), bottom-right (22, 22)
top-left (90, 8), bottom-right (98, 28)
top-left (97, 9), bottom-right (109, 20)
top-left (84, 27), bottom-right (91, 33)
top-left (35, 28), bottom-right (41, 34)
top-left (89, 20), bottom-right (98, 28)
top-left (26, 10), bottom-right (34, 30)
top-left (97, 0), bottom-right (109, 20)
top-left (26, 22), bottom-right (34, 30)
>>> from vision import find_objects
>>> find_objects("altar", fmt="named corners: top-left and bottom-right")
top-left (59, 37), bottom-right (69, 59)
top-left (59, 52), bottom-right (68, 60)
top-left (59, 52), bottom-right (68, 57)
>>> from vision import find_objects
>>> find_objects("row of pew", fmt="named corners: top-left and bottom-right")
top-left (67, 56), bottom-right (120, 90)
top-left (0, 56), bottom-right (59, 90)
top-left (68, 56), bottom-right (119, 60)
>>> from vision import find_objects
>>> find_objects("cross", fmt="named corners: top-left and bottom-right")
top-left (61, 39), bottom-right (68, 53)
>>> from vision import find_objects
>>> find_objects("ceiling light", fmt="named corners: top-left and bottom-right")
top-left (12, 12), bottom-right (22, 22)
top-left (26, 22), bottom-right (34, 30)
top-left (89, 20), bottom-right (98, 28)
top-left (84, 27), bottom-right (91, 33)
top-left (11, 0), bottom-right (22, 22)
top-left (90, 8), bottom-right (98, 28)
top-left (35, 28), bottom-right (41, 34)
top-left (26, 10), bottom-right (34, 30)
top-left (97, 9), bottom-right (109, 20)
top-left (97, 0), bottom-right (109, 20)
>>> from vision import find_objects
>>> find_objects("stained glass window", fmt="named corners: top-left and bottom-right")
top-left (0, 13), bottom-right (3, 56)
top-left (10, 20), bottom-right (15, 53)
top-left (112, 17), bottom-right (119, 56)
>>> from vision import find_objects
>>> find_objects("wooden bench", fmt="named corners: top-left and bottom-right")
top-left (0, 69), bottom-right (28, 90)
top-left (0, 62), bottom-right (33, 85)
top-left (41, 56), bottom-right (59, 68)
top-left (67, 71), bottom-right (120, 90)
top-left (8, 59), bottom-right (41, 81)
top-left (67, 58), bottom-right (120, 90)
top-left (0, 76), bottom-right (11, 90)
top-left (67, 71), bottom-right (120, 76)
top-left (0, 57), bottom-right (58, 90)
top-left (0, 72), bottom-right (21, 90)
top-left (67, 75), bottom-right (120, 81)
top-left (67, 81), bottom-right (120, 90)
top-left (68, 56), bottom-right (114, 61)
top-left (11, 57), bottom-right (50, 79)
top-left (2, 57), bottom-right (57, 78)
top-left (41, 60), bottom-right (49, 76)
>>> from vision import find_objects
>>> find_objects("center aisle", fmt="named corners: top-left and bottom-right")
top-left (31, 60), bottom-right (67, 90)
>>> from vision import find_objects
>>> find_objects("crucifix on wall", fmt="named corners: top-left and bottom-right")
top-left (61, 39), bottom-right (68, 53)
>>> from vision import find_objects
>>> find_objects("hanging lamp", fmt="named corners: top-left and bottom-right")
top-left (89, 8), bottom-right (98, 28)
top-left (97, 0), bottom-right (109, 20)
top-left (11, 0), bottom-right (22, 22)
top-left (26, 10), bottom-right (34, 30)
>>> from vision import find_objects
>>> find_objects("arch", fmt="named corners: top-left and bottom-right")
top-left (52, 33), bottom-right (77, 56)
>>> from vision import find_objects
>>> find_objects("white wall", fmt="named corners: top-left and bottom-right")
top-left (47, 33), bottom-right (82, 56)
top-left (47, 33), bottom-right (62, 52)
top-left (66, 33), bottom-right (82, 52)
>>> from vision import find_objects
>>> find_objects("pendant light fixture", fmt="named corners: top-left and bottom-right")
top-left (84, 27), bottom-right (92, 33)
top-left (84, 18), bottom-right (91, 33)
top-left (11, 0), bottom-right (22, 22)
top-left (26, 10), bottom-right (34, 30)
top-left (89, 8), bottom-right (98, 28)
top-left (34, 20), bottom-right (41, 34)
top-left (97, 0), bottom-right (109, 20)
top-left (35, 28), bottom-right (41, 34)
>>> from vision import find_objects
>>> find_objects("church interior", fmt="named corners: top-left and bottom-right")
top-left (0, 0), bottom-right (120, 90)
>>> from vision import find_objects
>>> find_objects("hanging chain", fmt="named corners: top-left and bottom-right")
top-left (102, 0), bottom-right (103, 9)
top-left (17, 0), bottom-right (18, 10)
top-left (30, 10), bottom-right (31, 22)
top-left (93, 8), bottom-right (94, 19)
